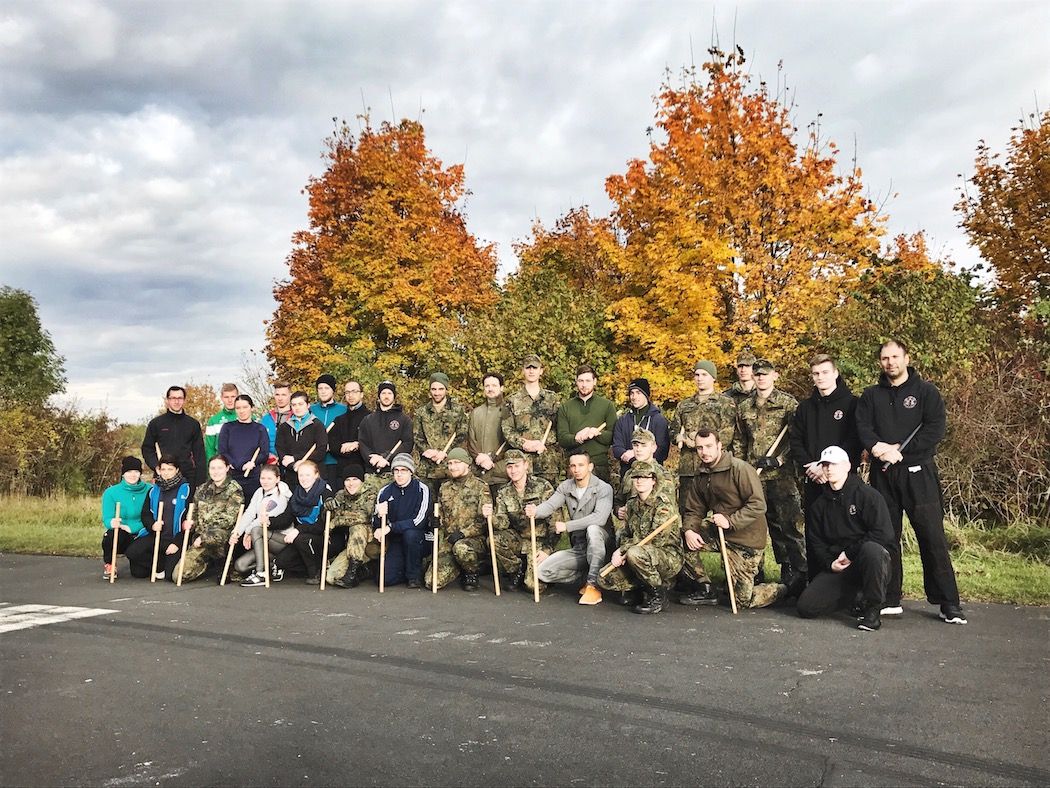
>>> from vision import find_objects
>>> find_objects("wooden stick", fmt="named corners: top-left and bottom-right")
top-left (487, 513), bottom-right (501, 597)
top-left (155, 442), bottom-right (162, 466)
top-left (718, 527), bottom-right (738, 615)
top-left (539, 421), bottom-right (552, 447)
top-left (320, 510), bottom-right (331, 590)
top-left (440, 433), bottom-right (456, 455)
top-left (530, 515), bottom-right (540, 603)
top-left (431, 502), bottom-right (440, 594)
top-left (150, 501), bottom-right (164, 583)
top-left (295, 443), bottom-right (316, 469)
top-left (599, 515), bottom-right (678, 578)
top-left (176, 503), bottom-right (195, 586)
top-left (219, 504), bottom-right (244, 586)
top-left (261, 512), bottom-right (270, 589)
top-left (109, 502), bottom-right (121, 584)
top-left (494, 441), bottom-right (506, 455)
top-left (379, 513), bottom-right (387, 593)
top-left (756, 425), bottom-right (789, 477)
top-left (250, 446), bottom-right (261, 465)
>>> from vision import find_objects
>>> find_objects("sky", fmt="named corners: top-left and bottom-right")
top-left (2, 0), bottom-right (1047, 423)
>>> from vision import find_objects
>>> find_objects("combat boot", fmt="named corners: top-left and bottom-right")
top-left (678, 581), bottom-right (719, 606)
top-left (461, 571), bottom-right (479, 592)
top-left (632, 586), bottom-right (666, 615)
top-left (506, 565), bottom-right (526, 591)
top-left (332, 559), bottom-right (362, 589)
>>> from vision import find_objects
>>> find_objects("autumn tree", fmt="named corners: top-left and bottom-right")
top-left (0, 286), bottom-right (66, 406)
top-left (157, 382), bottom-right (218, 430)
top-left (604, 47), bottom-right (884, 400)
top-left (267, 118), bottom-right (497, 402)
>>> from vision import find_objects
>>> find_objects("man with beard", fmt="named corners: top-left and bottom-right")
top-left (466, 372), bottom-right (509, 497)
top-left (414, 372), bottom-right (468, 500)
top-left (359, 381), bottom-right (415, 476)
top-left (556, 365), bottom-right (617, 484)
top-left (330, 379), bottom-right (371, 483)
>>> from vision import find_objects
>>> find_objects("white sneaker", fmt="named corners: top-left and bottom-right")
top-left (880, 605), bottom-right (904, 616)
top-left (153, 571), bottom-right (165, 581)
top-left (240, 572), bottom-right (266, 588)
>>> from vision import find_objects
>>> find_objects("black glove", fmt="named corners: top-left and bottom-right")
top-left (448, 530), bottom-right (465, 545)
top-left (754, 456), bottom-right (779, 470)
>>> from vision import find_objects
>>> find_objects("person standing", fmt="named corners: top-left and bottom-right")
top-left (310, 374), bottom-right (348, 484)
top-left (100, 456), bottom-right (151, 580)
top-left (275, 391), bottom-right (328, 490)
top-left (855, 340), bottom-right (966, 624)
top-left (414, 372), bottom-right (468, 500)
top-left (611, 378), bottom-right (671, 471)
top-left (329, 379), bottom-right (371, 484)
top-left (142, 386), bottom-right (206, 485)
top-left (218, 394), bottom-right (270, 501)
top-left (466, 372), bottom-right (509, 497)
top-left (205, 383), bottom-right (240, 461)
top-left (556, 365), bottom-right (617, 483)
top-left (260, 382), bottom-right (293, 464)
top-left (358, 381), bottom-right (414, 475)
top-left (723, 351), bottom-right (757, 405)
top-left (501, 354), bottom-right (563, 487)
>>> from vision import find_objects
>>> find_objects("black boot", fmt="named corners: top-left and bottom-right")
top-left (461, 571), bottom-right (479, 592)
top-left (332, 559), bottom-right (363, 589)
top-left (632, 586), bottom-right (666, 614)
top-left (506, 565), bottom-right (526, 591)
top-left (617, 589), bottom-right (641, 607)
top-left (857, 606), bottom-right (882, 631)
top-left (678, 581), bottom-right (719, 606)
top-left (406, 575), bottom-right (422, 589)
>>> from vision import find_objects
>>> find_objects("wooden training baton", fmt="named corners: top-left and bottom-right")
top-left (320, 510), bottom-right (332, 590)
top-left (176, 503), bottom-right (195, 586)
top-left (219, 504), bottom-right (245, 586)
top-left (384, 440), bottom-right (403, 464)
top-left (756, 425), bottom-right (789, 477)
top-left (261, 510), bottom-right (270, 588)
top-left (539, 420), bottom-right (553, 447)
top-left (440, 433), bottom-right (456, 455)
top-left (530, 515), bottom-right (540, 603)
top-left (431, 502), bottom-right (440, 594)
top-left (150, 501), bottom-right (164, 582)
top-left (487, 513), bottom-right (501, 597)
top-left (599, 515), bottom-right (678, 578)
top-left (718, 526), bottom-right (739, 615)
top-left (379, 512), bottom-right (387, 593)
top-left (109, 502), bottom-right (121, 584)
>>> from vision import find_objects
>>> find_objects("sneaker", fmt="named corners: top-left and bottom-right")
top-left (153, 571), bottom-right (165, 581)
top-left (102, 563), bottom-right (116, 580)
top-left (240, 572), bottom-right (266, 588)
top-left (880, 605), bottom-right (904, 617)
top-left (857, 607), bottom-right (882, 631)
top-left (939, 604), bottom-right (968, 625)
top-left (579, 584), bottom-right (603, 605)
top-left (270, 563), bottom-right (284, 583)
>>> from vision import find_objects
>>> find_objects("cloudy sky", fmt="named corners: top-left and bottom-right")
top-left (2, 0), bottom-right (1047, 422)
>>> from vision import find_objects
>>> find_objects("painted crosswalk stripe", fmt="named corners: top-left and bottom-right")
top-left (0, 604), bottom-right (117, 634)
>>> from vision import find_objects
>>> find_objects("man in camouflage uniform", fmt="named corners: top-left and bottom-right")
top-left (176, 456), bottom-right (244, 582)
top-left (483, 450), bottom-right (559, 593)
top-left (501, 354), bottom-right (563, 487)
top-left (669, 360), bottom-right (738, 516)
top-left (598, 461), bottom-right (683, 614)
top-left (414, 372), bottom-right (468, 500)
top-left (734, 358), bottom-right (807, 588)
top-left (426, 448), bottom-right (491, 591)
top-left (325, 471), bottom-right (382, 588)
top-left (680, 430), bottom-right (787, 609)
top-left (723, 351), bottom-right (757, 405)
top-left (614, 428), bottom-right (673, 519)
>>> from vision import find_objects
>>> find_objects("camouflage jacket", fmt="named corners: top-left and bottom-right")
top-left (437, 473), bottom-right (489, 538)
top-left (191, 478), bottom-right (244, 546)
top-left (492, 474), bottom-right (559, 540)
top-left (324, 475), bottom-right (381, 529)
top-left (616, 461), bottom-right (674, 509)
top-left (723, 381), bottom-right (755, 406)
top-left (501, 386), bottom-right (563, 479)
top-left (734, 388), bottom-right (798, 479)
top-left (669, 393), bottom-right (738, 476)
top-left (620, 481), bottom-right (682, 558)
top-left (414, 397), bottom-right (468, 481)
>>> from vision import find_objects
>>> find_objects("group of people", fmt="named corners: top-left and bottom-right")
top-left (100, 340), bottom-right (967, 630)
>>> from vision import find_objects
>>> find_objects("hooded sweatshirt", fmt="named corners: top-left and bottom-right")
top-left (358, 404), bottom-right (414, 469)
top-left (790, 377), bottom-right (862, 469)
top-left (856, 367), bottom-right (945, 464)
top-left (612, 402), bottom-right (671, 465)
top-left (234, 481), bottom-right (293, 536)
top-left (310, 400), bottom-right (348, 466)
top-left (101, 478), bottom-right (152, 536)
top-left (808, 474), bottom-right (895, 573)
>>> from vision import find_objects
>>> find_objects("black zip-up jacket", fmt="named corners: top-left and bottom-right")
top-left (358, 405), bottom-right (414, 467)
top-left (855, 367), bottom-right (945, 464)
top-left (142, 410), bottom-right (206, 484)
top-left (275, 414), bottom-right (329, 465)
top-left (330, 403), bottom-right (372, 476)
top-left (789, 378), bottom-right (862, 469)
top-left (808, 474), bottom-right (894, 573)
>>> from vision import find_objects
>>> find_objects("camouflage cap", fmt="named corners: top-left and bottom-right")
top-left (630, 460), bottom-right (659, 478)
top-left (735, 351), bottom-right (757, 366)
top-left (630, 427), bottom-right (656, 445)
top-left (522, 353), bottom-right (542, 368)
top-left (504, 449), bottom-right (527, 465)
top-left (753, 358), bottom-right (776, 373)
top-left (446, 447), bottom-right (471, 464)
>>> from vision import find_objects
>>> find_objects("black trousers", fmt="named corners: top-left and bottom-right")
top-left (797, 541), bottom-right (890, 618)
top-left (124, 534), bottom-right (182, 580)
top-left (275, 531), bottom-right (323, 576)
top-left (101, 529), bottom-right (135, 561)
top-left (870, 461), bottom-right (959, 606)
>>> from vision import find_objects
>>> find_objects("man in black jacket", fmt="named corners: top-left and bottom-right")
top-left (856, 340), bottom-right (966, 624)
top-left (330, 379), bottom-right (371, 484)
top-left (797, 446), bottom-right (893, 631)
top-left (358, 381), bottom-right (414, 475)
top-left (142, 386), bottom-right (206, 485)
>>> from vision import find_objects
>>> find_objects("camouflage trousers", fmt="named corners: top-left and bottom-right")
top-left (763, 476), bottom-right (807, 575)
top-left (597, 544), bottom-right (683, 592)
top-left (424, 535), bottom-right (487, 590)
top-left (491, 529), bottom-right (558, 592)
top-left (325, 523), bottom-right (378, 584)
top-left (173, 541), bottom-right (226, 583)
top-left (681, 535), bottom-right (786, 609)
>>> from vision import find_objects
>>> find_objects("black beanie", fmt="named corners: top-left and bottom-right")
top-left (378, 380), bottom-right (397, 397)
top-left (315, 374), bottom-right (337, 389)
top-left (121, 456), bottom-right (143, 474)
top-left (627, 378), bottom-right (651, 402)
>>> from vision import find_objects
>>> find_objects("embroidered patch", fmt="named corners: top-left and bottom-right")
top-left (903, 396), bottom-right (917, 409)
top-left (849, 504), bottom-right (857, 516)
top-left (389, 420), bottom-right (401, 430)
top-left (833, 409), bottom-right (843, 420)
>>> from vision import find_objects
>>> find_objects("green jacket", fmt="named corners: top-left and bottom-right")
top-left (101, 478), bottom-right (152, 536)
top-left (324, 475), bottom-right (381, 529)
top-left (682, 450), bottom-right (768, 551)
top-left (466, 398), bottom-right (508, 486)
top-left (556, 394), bottom-right (617, 468)
top-left (437, 473), bottom-right (489, 538)
top-left (205, 408), bottom-right (238, 460)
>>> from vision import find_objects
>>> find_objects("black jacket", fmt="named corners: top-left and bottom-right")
top-left (142, 411), bottom-right (206, 485)
top-left (330, 403), bottom-right (372, 477)
top-left (808, 474), bottom-right (894, 573)
top-left (789, 378), bottom-right (862, 469)
top-left (856, 368), bottom-right (945, 464)
top-left (275, 415), bottom-right (329, 465)
top-left (358, 405), bottom-right (414, 469)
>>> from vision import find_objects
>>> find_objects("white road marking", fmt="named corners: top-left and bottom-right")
top-left (0, 603), bottom-right (117, 634)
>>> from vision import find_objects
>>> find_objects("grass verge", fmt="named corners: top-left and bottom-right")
top-left (2, 494), bottom-right (1048, 604)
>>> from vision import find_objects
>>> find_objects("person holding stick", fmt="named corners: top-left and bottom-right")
top-left (427, 448), bottom-right (490, 592)
top-left (275, 391), bottom-right (328, 491)
top-left (556, 364), bottom-right (617, 483)
top-left (271, 460), bottom-right (333, 584)
top-left (484, 450), bottom-right (558, 593)
top-left (141, 386), bottom-right (206, 485)
top-left (125, 456), bottom-right (193, 580)
top-left (467, 372), bottom-right (509, 498)
top-left (329, 380), bottom-right (371, 484)
top-left (678, 430), bottom-right (786, 609)
top-left (525, 452), bottom-right (614, 606)
top-left (100, 456), bottom-right (150, 580)
top-left (734, 358), bottom-right (807, 590)
top-left (310, 374), bottom-right (347, 484)
top-left (502, 354), bottom-right (563, 487)
top-left (855, 339), bottom-right (965, 624)
top-left (219, 394), bottom-right (270, 500)
top-left (414, 372), bottom-right (468, 501)
top-left (598, 461), bottom-right (683, 614)
top-left (325, 469), bottom-right (383, 589)
top-left (231, 465), bottom-right (293, 586)
top-left (615, 428), bottom-right (673, 520)
top-left (175, 455), bottom-right (244, 583)
top-left (373, 453), bottom-right (430, 588)
top-left (359, 381), bottom-right (414, 476)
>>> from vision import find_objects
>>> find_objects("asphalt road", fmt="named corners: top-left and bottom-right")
top-left (1, 554), bottom-right (1048, 787)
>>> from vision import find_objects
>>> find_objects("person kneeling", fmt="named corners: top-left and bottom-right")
top-left (325, 470), bottom-right (383, 588)
top-left (273, 461), bottom-right (333, 584)
top-left (176, 455), bottom-right (244, 583)
top-left (428, 448), bottom-right (490, 592)
top-left (797, 446), bottom-right (894, 631)
top-left (125, 456), bottom-right (193, 580)
top-left (373, 454), bottom-right (431, 587)
top-left (598, 461), bottom-right (682, 614)
top-left (231, 465), bottom-right (293, 586)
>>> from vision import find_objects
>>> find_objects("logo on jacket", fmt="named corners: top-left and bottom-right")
top-left (903, 396), bottom-right (917, 409)
top-left (849, 504), bottom-right (857, 516)
top-left (389, 420), bottom-right (400, 430)
top-left (833, 409), bottom-right (843, 420)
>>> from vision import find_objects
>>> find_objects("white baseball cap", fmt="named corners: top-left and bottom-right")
top-left (818, 446), bottom-right (850, 465)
